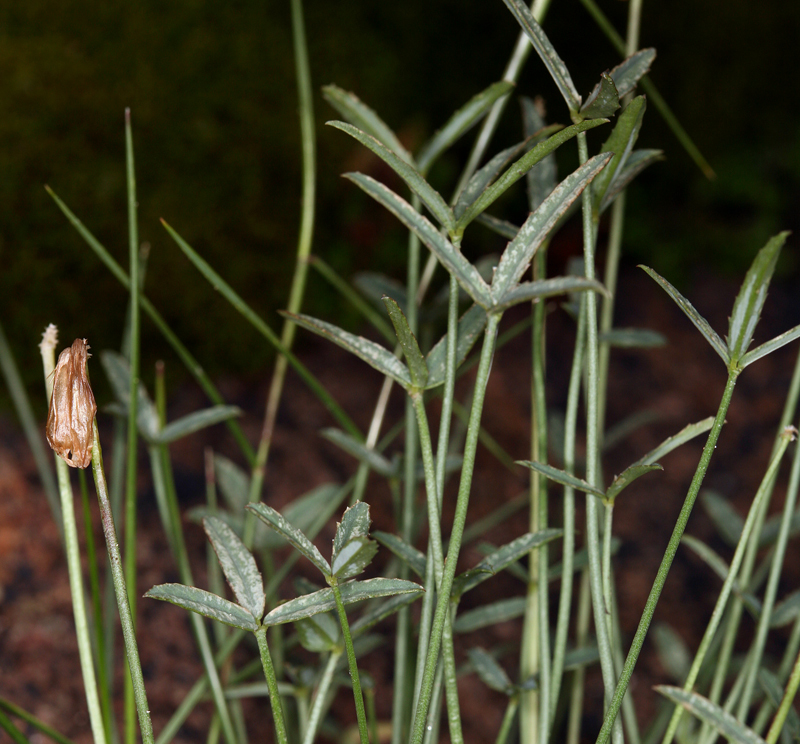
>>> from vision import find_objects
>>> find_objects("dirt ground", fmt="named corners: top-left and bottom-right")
top-left (2, 264), bottom-right (799, 743)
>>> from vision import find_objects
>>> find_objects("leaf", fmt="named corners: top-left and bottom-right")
top-left (580, 72), bottom-right (620, 119)
top-left (145, 583), bottom-right (258, 632)
top-left (758, 669), bottom-right (800, 738)
top-left (457, 119), bottom-right (608, 233)
top-left (284, 311), bottom-right (412, 388)
top-left (652, 623), bottom-right (691, 682)
top-left (701, 490), bottom-right (744, 547)
top-left (500, 0), bottom-right (581, 112)
top-left (490, 153), bottom-right (612, 304)
top-left (263, 578), bottom-right (424, 626)
top-left (156, 405), bottom-right (242, 444)
top-left (247, 502), bottom-right (330, 577)
top-left (598, 148), bottom-right (664, 213)
top-left (382, 296), bottom-right (429, 389)
top-left (598, 328), bottom-right (666, 348)
top-left (517, 460), bottom-right (605, 498)
top-left (416, 81), bottom-right (515, 174)
top-left (332, 502), bottom-right (377, 580)
top-left (353, 271), bottom-right (408, 315)
top-left (520, 97), bottom-right (558, 211)
top-left (344, 172), bottom-right (493, 308)
top-left (99, 350), bottom-right (160, 442)
top-left (425, 304), bottom-right (488, 389)
top-left (467, 648), bottom-right (514, 695)
top-left (727, 232), bottom-right (789, 363)
top-left (605, 463), bottom-right (663, 503)
top-left (769, 589), bottom-right (800, 628)
top-left (322, 84), bottom-right (412, 164)
top-left (214, 454), bottom-right (250, 512)
top-left (327, 121), bottom-right (455, 231)
top-left (203, 517), bottom-right (265, 620)
top-left (295, 612), bottom-right (340, 653)
top-left (350, 592), bottom-right (421, 637)
top-left (373, 531), bottom-right (427, 579)
top-left (321, 428), bottom-right (397, 479)
top-left (640, 266), bottom-right (729, 364)
top-left (655, 687), bottom-right (767, 744)
top-left (740, 322), bottom-right (800, 370)
top-left (453, 596), bottom-right (527, 633)
top-left (592, 96), bottom-right (646, 212)
top-left (492, 276), bottom-right (607, 313)
top-left (609, 48), bottom-right (656, 98)
top-left (453, 529), bottom-right (562, 597)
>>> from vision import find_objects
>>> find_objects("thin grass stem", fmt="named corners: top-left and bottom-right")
top-left (302, 650), bottom-right (342, 744)
top-left (254, 627), bottom-right (289, 744)
top-left (765, 646), bottom-right (800, 744)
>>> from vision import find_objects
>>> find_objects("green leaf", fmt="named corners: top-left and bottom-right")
top-left (328, 121), bottom-right (454, 231)
top-left (500, 0), bottom-right (581, 112)
top-left (99, 350), bottom-right (160, 441)
top-left (521, 97), bottom-right (558, 211)
top-left (492, 276), bottom-right (608, 313)
top-left (457, 119), bottom-right (608, 233)
top-left (145, 583), bottom-right (258, 632)
top-left (426, 304), bottom-right (488, 389)
top-left (203, 517), bottom-right (265, 620)
top-left (214, 454), bottom-right (250, 512)
top-left (467, 648), bottom-right (514, 695)
top-left (453, 529), bottom-right (562, 597)
top-left (701, 490), bottom-right (744, 547)
top-left (739, 322), bottom-right (800, 369)
top-left (263, 578), bottom-right (424, 626)
top-left (640, 266), bottom-right (730, 364)
top-left (453, 596), bottom-right (527, 633)
top-left (247, 502), bottom-right (331, 577)
top-left (592, 96), bottom-right (646, 212)
top-left (332, 502), bottom-right (377, 580)
top-left (322, 84), bottom-right (412, 164)
top-left (605, 463), bottom-right (663, 503)
top-left (295, 612), bottom-right (340, 653)
top-left (580, 72), bottom-right (620, 119)
top-left (517, 460), bottom-right (605, 499)
top-left (373, 531), bottom-right (427, 579)
top-left (353, 271), bottom-right (408, 316)
top-left (416, 81), bottom-right (515, 174)
top-left (631, 416), bottom-right (715, 469)
top-left (321, 428), bottom-right (397, 479)
top-left (490, 153), bottom-right (612, 304)
top-left (758, 669), bottom-right (800, 738)
top-left (655, 687), bottom-right (767, 744)
top-left (284, 311), bottom-right (412, 388)
top-left (597, 148), bottom-right (664, 214)
top-left (382, 296), bottom-right (429, 389)
top-left (609, 48), bottom-right (656, 98)
top-left (727, 232), bottom-right (789, 362)
top-left (771, 589), bottom-right (800, 628)
top-left (344, 172), bottom-right (493, 307)
top-left (652, 624), bottom-right (691, 682)
top-left (350, 592), bottom-right (421, 637)
top-left (475, 213), bottom-right (519, 240)
top-left (598, 328), bottom-right (666, 348)
top-left (156, 405), bottom-right (242, 444)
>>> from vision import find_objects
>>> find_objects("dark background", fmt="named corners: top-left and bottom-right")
top-left (2, 0), bottom-right (799, 406)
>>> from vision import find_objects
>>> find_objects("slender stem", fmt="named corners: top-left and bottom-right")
top-left (254, 627), bottom-right (289, 744)
top-left (567, 570), bottom-right (592, 744)
top-left (661, 429), bottom-right (794, 744)
top-left (91, 423), bottom-right (154, 744)
top-left (302, 650), bottom-right (342, 744)
top-left (496, 696), bottom-right (521, 744)
top-left (595, 372), bottom-right (739, 744)
top-left (332, 582), bottom-right (370, 744)
top-left (410, 312), bottom-right (501, 744)
top-left (765, 647), bottom-right (800, 744)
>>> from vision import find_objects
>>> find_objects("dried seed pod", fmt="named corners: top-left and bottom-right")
top-left (46, 338), bottom-right (97, 469)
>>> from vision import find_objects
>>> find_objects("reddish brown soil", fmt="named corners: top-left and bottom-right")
top-left (2, 266), bottom-right (799, 743)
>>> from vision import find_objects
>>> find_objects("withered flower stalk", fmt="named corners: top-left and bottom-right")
top-left (46, 338), bottom-right (97, 469)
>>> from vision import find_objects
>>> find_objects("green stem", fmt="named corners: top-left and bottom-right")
top-left (332, 581), bottom-right (370, 744)
top-left (595, 371), bottom-right (738, 744)
top-left (302, 649), bottom-right (342, 744)
top-left (91, 423), bottom-right (154, 744)
top-left (765, 647), bottom-right (800, 744)
top-left (661, 429), bottom-right (794, 744)
top-left (410, 312), bottom-right (501, 744)
top-left (496, 696), bottom-right (520, 744)
top-left (0, 697), bottom-right (75, 744)
top-left (254, 627), bottom-right (289, 744)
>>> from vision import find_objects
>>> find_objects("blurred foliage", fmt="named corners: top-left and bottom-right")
top-left (1, 0), bottom-right (798, 411)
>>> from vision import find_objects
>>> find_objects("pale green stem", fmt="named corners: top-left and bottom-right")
top-left (496, 696), bottom-right (521, 744)
top-left (661, 431), bottom-right (793, 744)
top-left (410, 312), bottom-right (501, 744)
top-left (595, 372), bottom-right (739, 744)
top-left (333, 582), bottom-right (370, 744)
top-left (254, 627), bottom-right (289, 744)
top-left (567, 571), bottom-right (592, 744)
top-left (765, 648), bottom-right (800, 744)
top-left (91, 423), bottom-right (154, 744)
top-left (302, 649), bottom-right (342, 744)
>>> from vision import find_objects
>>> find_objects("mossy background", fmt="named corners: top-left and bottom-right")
top-left (1, 0), bottom-right (798, 405)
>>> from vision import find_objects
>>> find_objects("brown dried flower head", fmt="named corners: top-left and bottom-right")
top-left (46, 338), bottom-right (98, 469)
